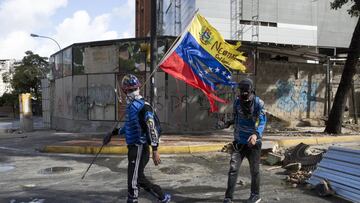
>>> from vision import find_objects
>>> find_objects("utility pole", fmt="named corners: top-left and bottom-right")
top-left (150, 0), bottom-right (157, 108)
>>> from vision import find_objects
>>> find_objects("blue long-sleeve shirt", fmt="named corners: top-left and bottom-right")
top-left (233, 96), bottom-right (267, 144)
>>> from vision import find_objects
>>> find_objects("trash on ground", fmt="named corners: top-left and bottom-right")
top-left (283, 142), bottom-right (324, 171)
top-left (221, 142), bottom-right (234, 154)
top-left (266, 152), bottom-right (284, 165)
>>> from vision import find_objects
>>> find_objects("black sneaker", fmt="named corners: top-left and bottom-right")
top-left (247, 194), bottom-right (261, 203)
top-left (223, 198), bottom-right (233, 203)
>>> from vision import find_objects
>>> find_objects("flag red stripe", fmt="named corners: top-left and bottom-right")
top-left (160, 51), bottom-right (227, 112)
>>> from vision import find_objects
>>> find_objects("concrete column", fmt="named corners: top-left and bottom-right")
top-left (19, 93), bottom-right (33, 132)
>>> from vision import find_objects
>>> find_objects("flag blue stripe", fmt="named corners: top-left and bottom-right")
top-left (174, 32), bottom-right (236, 90)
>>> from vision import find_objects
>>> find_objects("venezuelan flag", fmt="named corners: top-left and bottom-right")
top-left (159, 13), bottom-right (246, 112)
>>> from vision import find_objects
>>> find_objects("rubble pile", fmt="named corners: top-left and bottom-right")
top-left (264, 143), bottom-right (326, 188)
top-left (285, 170), bottom-right (312, 186)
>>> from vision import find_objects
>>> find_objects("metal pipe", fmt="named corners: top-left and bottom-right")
top-left (150, 0), bottom-right (157, 108)
top-left (326, 57), bottom-right (331, 116)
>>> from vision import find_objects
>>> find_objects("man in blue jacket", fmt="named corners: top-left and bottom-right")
top-left (223, 78), bottom-right (266, 203)
top-left (103, 74), bottom-right (171, 203)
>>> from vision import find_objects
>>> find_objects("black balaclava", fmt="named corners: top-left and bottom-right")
top-left (238, 78), bottom-right (255, 117)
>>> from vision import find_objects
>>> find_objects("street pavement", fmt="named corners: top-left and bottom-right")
top-left (0, 128), bottom-right (357, 203)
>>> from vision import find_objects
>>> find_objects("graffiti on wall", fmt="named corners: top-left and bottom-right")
top-left (73, 85), bottom-right (115, 117)
top-left (275, 80), bottom-right (318, 112)
top-left (74, 95), bottom-right (87, 116)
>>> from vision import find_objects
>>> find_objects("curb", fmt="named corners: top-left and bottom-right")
top-left (41, 135), bottom-right (360, 154)
top-left (42, 143), bottom-right (227, 154)
top-left (269, 135), bottom-right (360, 147)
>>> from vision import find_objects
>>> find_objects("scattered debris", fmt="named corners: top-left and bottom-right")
top-left (237, 177), bottom-right (250, 186)
top-left (38, 167), bottom-right (73, 175)
top-left (285, 170), bottom-right (312, 185)
top-left (221, 142), bottom-right (234, 154)
top-left (315, 179), bottom-right (334, 197)
top-left (22, 184), bottom-right (36, 188)
top-left (266, 152), bottom-right (284, 165)
top-left (283, 143), bottom-right (324, 171)
top-left (307, 147), bottom-right (360, 202)
top-left (283, 163), bottom-right (301, 173)
top-left (280, 143), bottom-right (325, 188)
top-left (266, 166), bottom-right (283, 171)
top-left (9, 198), bottom-right (45, 203)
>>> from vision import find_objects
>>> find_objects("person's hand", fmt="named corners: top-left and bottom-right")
top-left (103, 132), bottom-right (112, 145)
top-left (152, 150), bottom-right (161, 166)
top-left (111, 128), bottom-right (119, 136)
top-left (247, 134), bottom-right (257, 147)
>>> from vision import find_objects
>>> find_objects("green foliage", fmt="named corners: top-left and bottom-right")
top-left (0, 51), bottom-right (49, 105)
top-left (0, 92), bottom-right (18, 107)
top-left (331, 0), bottom-right (360, 17)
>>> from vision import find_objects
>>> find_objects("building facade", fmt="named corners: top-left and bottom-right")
top-left (44, 37), bottom-right (360, 132)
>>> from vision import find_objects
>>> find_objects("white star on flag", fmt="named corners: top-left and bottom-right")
top-left (226, 75), bottom-right (231, 79)
top-left (215, 67), bottom-right (220, 72)
top-left (209, 67), bottom-right (213, 72)
top-left (222, 71), bottom-right (227, 75)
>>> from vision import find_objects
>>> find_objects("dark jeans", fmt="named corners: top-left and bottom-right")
top-left (127, 144), bottom-right (165, 202)
top-left (225, 141), bottom-right (262, 200)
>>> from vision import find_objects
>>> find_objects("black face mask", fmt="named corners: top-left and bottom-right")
top-left (239, 88), bottom-right (254, 117)
top-left (240, 91), bottom-right (251, 101)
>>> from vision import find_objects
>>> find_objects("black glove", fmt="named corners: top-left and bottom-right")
top-left (111, 128), bottom-right (119, 136)
top-left (103, 132), bottom-right (113, 145)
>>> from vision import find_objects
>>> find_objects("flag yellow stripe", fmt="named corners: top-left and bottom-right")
top-left (188, 14), bottom-right (247, 72)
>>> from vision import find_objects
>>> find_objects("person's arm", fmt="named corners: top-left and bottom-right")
top-left (141, 104), bottom-right (161, 165)
top-left (144, 110), bottom-right (160, 151)
top-left (255, 99), bottom-right (267, 139)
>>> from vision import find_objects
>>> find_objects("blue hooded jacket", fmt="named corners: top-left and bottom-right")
top-left (233, 96), bottom-right (267, 144)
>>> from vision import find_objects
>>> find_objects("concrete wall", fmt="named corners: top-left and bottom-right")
top-left (48, 37), bottom-right (359, 132)
top-left (256, 61), bottom-right (326, 122)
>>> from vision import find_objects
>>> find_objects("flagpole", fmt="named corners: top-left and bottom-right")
top-left (150, 0), bottom-right (157, 108)
top-left (157, 9), bottom-right (199, 67)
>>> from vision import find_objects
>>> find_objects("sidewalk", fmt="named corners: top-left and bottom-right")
top-left (41, 132), bottom-right (360, 155)
top-left (1, 118), bottom-right (359, 155)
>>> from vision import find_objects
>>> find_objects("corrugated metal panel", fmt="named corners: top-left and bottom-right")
top-left (307, 147), bottom-right (360, 203)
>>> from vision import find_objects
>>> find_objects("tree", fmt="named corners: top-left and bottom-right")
top-left (1, 51), bottom-right (48, 104)
top-left (325, 0), bottom-right (360, 134)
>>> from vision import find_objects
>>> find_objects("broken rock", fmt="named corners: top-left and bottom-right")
top-left (266, 152), bottom-right (284, 165)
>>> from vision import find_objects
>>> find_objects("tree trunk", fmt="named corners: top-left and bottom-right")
top-left (325, 16), bottom-right (360, 134)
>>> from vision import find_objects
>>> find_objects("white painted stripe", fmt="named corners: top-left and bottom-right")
top-left (277, 23), bottom-right (317, 31)
top-left (131, 144), bottom-right (142, 198)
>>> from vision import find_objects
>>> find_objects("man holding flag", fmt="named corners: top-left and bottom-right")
top-left (158, 12), bottom-right (266, 203)
top-left (159, 13), bottom-right (247, 112)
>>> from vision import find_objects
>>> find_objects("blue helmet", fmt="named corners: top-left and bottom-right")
top-left (121, 74), bottom-right (141, 92)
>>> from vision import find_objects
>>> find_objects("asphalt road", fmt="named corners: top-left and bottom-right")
top-left (0, 147), bottom-right (350, 203)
